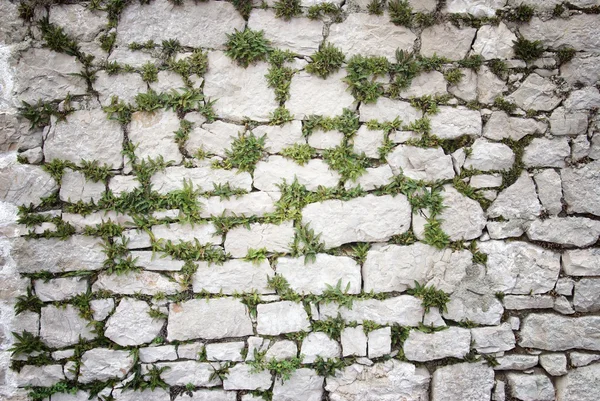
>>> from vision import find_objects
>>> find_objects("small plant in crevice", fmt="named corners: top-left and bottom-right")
top-left (407, 281), bottom-right (451, 313)
top-left (232, 0), bottom-right (253, 19)
top-left (306, 3), bottom-right (342, 21)
top-left (273, 0), bottom-right (302, 20)
top-left (14, 287), bottom-right (43, 315)
top-left (556, 47), bottom-right (576, 64)
top-left (38, 17), bottom-right (80, 57)
top-left (351, 242), bottom-right (370, 265)
top-left (79, 159), bottom-right (113, 182)
top-left (205, 182), bottom-right (248, 200)
top-left (267, 275), bottom-right (302, 302)
top-left (488, 59), bottom-right (508, 78)
top-left (9, 331), bottom-right (49, 357)
top-left (269, 106), bottom-right (294, 125)
top-left (161, 39), bottom-right (181, 57)
top-left (140, 62), bottom-right (159, 83)
top-left (168, 49), bottom-right (209, 78)
top-left (249, 351), bottom-right (304, 382)
top-left (499, 4), bottom-right (535, 23)
top-left (417, 54), bottom-right (450, 72)
top-left (322, 144), bottom-right (369, 182)
top-left (266, 63), bottom-right (295, 104)
top-left (290, 224), bottom-right (326, 264)
top-left (493, 97), bottom-right (517, 114)
top-left (311, 314), bottom-right (346, 340)
top-left (422, 218), bottom-right (449, 249)
top-left (513, 36), bottom-right (544, 62)
top-left (103, 96), bottom-right (133, 124)
top-left (313, 356), bottom-right (345, 377)
top-left (244, 247), bottom-right (269, 264)
top-left (225, 28), bottom-right (272, 68)
top-left (389, 0), bottom-right (413, 27)
top-left (388, 49), bottom-right (421, 95)
top-left (217, 133), bottom-right (266, 173)
top-left (444, 68), bottom-right (464, 85)
top-left (281, 143), bottom-right (316, 165)
top-left (344, 54), bottom-right (389, 103)
top-left (458, 54), bottom-right (484, 70)
top-left (319, 279), bottom-right (354, 309)
top-left (306, 43), bottom-right (345, 79)
top-left (367, 0), bottom-right (384, 15)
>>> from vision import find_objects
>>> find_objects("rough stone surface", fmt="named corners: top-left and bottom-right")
top-left (539, 353), bottom-right (568, 376)
top-left (128, 110), bottom-right (182, 164)
top-left (151, 165), bottom-right (253, 194)
top-left (253, 156), bottom-right (340, 191)
top-left (443, 290), bottom-right (504, 326)
top-left (431, 362), bottom-right (494, 401)
top-left (185, 120), bottom-right (240, 158)
top-left (472, 22), bottom-right (516, 59)
top-left (464, 138), bottom-right (515, 172)
top-left (471, 323), bottom-right (515, 353)
top-left (549, 107), bottom-right (588, 136)
top-left (105, 298), bottom-right (164, 346)
top-left (359, 98), bottom-right (421, 123)
top-left (253, 121), bottom-right (305, 154)
top-left (561, 160), bottom-right (600, 216)
top-left (563, 248), bottom-right (600, 276)
top-left (523, 137), bottom-right (570, 168)
top-left (59, 169), bottom-right (106, 203)
top-left (93, 270), bottom-right (182, 295)
top-left (301, 194), bottom-right (411, 248)
top-left (225, 221), bottom-right (295, 258)
top-left (574, 279), bottom-right (600, 313)
top-left (319, 296), bottom-right (424, 326)
top-left (341, 327), bottom-right (367, 357)
top-left (301, 332), bottom-right (341, 363)
top-left (387, 146), bottom-right (454, 181)
top-left (534, 169), bottom-right (562, 215)
top-left (79, 348), bottom-right (135, 383)
top-left (155, 361), bottom-right (221, 387)
top-left (509, 73), bottom-right (561, 111)
top-left (223, 364), bottom-right (272, 391)
top-left (0, 162), bottom-right (57, 207)
top-left (556, 364), bottom-right (600, 401)
top-left (34, 277), bottom-right (87, 302)
top-left (520, 15), bottom-right (600, 52)
top-left (487, 173), bottom-right (542, 220)
top-left (420, 23), bottom-right (476, 59)
top-left (257, 301), bottom-right (311, 335)
top-left (506, 374), bottom-right (555, 401)
top-left (519, 314), bottom-right (600, 351)
top-left (430, 106), bottom-right (482, 139)
top-left (287, 71), bottom-right (355, 118)
top-left (404, 327), bottom-right (471, 361)
top-left (483, 112), bottom-right (547, 141)
top-left (526, 216), bottom-right (600, 247)
top-left (193, 259), bottom-right (273, 294)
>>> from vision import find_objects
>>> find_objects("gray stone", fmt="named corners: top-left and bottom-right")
top-left (509, 73), bottom-right (561, 111)
top-left (561, 160), bottom-right (600, 216)
top-left (225, 221), bottom-right (294, 258)
top-left (128, 110), bottom-right (182, 164)
top-left (206, 341), bottom-right (245, 362)
top-left (45, 109), bottom-right (124, 168)
top-left (155, 361), bottom-right (221, 387)
top-left (112, 389), bottom-right (170, 401)
top-left (178, 390), bottom-right (235, 401)
top-left (301, 332), bottom-right (341, 363)
top-left (404, 327), bottom-right (471, 361)
top-left (0, 162), bottom-right (57, 207)
top-left (420, 23), bottom-right (476, 59)
top-left (0, 0), bottom-right (26, 43)
top-left (519, 314), bottom-right (600, 351)
top-left (193, 259), bottom-right (273, 294)
top-left (117, 0), bottom-right (244, 48)
top-left (90, 299), bottom-right (114, 321)
top-left (359, 98), bottom-right (421, 123)
top-left (487, 173), bottom-right (541, 220)
top-left (139, 345), bottom-right (178, 363)
top-left (526, 216), bottom-right (600, 247)
top-left (15, 365), bottom-right (64, 387)
top-left (464, 138), bottom-right (514, 172)
top-left (257, 301), bottom-right (311, 335)
top-left (148, 70), bottom-right (186, 93)
top-left (328, 13), bottom-right (416, 60)
top-left (319, 296), bottom-right (424, 327)
top-left (477, 240), bottom-right (560, 295)
top-left (344, 165), bottom-right (394, 191)
top-left (252, 121), bottom-right (305, 154)
top-left (564, 87), bottom-right (600, 111)
top-left (554, 296), bottom-right (576, 315)
top-left (569, 352), bottom-right (600, 368)
top-left (523, 137), bottom-right (570, 168)
top-left (539, 353), bottom-right (567, 376)
top-left (506, 374), bottom-right (555, 401)
top-left (432, 362), bottom-right (494, 401)
top-left (15, 48), bottom-right (86, 102)
top-left (34, 277), bottom-right (87, 302)
top-left (494, 355), bottom-right (539, 371)
top-left (272, 368), bottom-right (323, 401)
top-left (94, 72), bottom-right (147, 107)
top-left (574, 279), bottom-right (600, 312)
top-left (561, 55), bottom-right (600, 86)
top-left (167, 298), bottom-right (254, 341)
top-left (430, 106), bottom-right (481, 139)
top-left (109, 176), bottom-right (141, 197)
top-left (301, 194), bottom-right (411, 248)
top-left (549, 107), bottom-right (588, 136)
top-left (387, 146), bottom-right (455, 181)
top-left (151, 164), bottom-right (252, 194)
top-left (93, 270), bottom-right (182, 295)
top-left (556, 364), bottom-right (600, 401)
top-left (477, 66), bottom-right (507, 104)
top-left (352, 125), bottom-right (383, 159)
top-left (248, 10), bottom-right (322, 55)
top-left (483, 111), bottom-right (547, 141)
top-left (307, 129), bottom-right (344, 150)
top-left (79, 348), bottom-right (135, 383)
top-left (105, 298), bottom-right (164, 346)
top-left (130, 251), bottom-right (185, 271)
top-left (470, 174), bottom-right (503, 189)
top-left (400, 71), bottom-right (447, 98)
top-left (277, 254), bottom-right (361, 295)
top-left (287, 70), bottom-right (355, 118)
top-left (253, 155), bottom-right (340, 191)
top-left (563, 248), bottom-right (600, 276)
top-left (367, 327), bottom-right (391, 359)
top-left (12, 235), bottom-right (105, 273)
top-left (341, 326), bottom-right (367, 357)
top-left (472, 22), bottom-right (517, 59)
top-left (49, 4), bottom-right (107, 42)
top-left (449, 68), bottom-right (477, 101)
top-left (444, 0), bottom-right (505, 16)
top-left (534, 169), bottom-right (562, 215)
top-left (471, 323), bottom-right (515, 353)
top-left (18, 147), bottom-right (43, 164)
top-left (265, 340), bottom-right (297, 360)
top-left (185, 120), bottom-right (240, 158)
top-left (177, 343), bottom-right (205, 360)
top-left (325, 360), bottom-right (430, 401)
top-left (59, 170), bottom-right (106, 203)
top-left (438, 186), bottom-right (486, 241)
top-left (107, 47), bottom-right (155, 68)
top-left (203, 51), bottom-right (278, 122)
top-left (520, 15), bottom-right (600, 52)
top-left (503, 295), bottom-right (554, 310)
top-left (223, 363), bottom-right (272, 391)
top-left (152, 222), bottom-right (219, 245)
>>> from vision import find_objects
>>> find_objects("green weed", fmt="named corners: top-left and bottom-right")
top-left (313, 356), bottom-right (344, 377)
top-left (274, 0), bottom-right (302, 20)
top-left (219, 133), bottom-right (266, 172)
top-left (488, 59), bottom-right (508, 78)
top-left (312, 314), bottom-right (345, 340)
top-left (493, 97), bottom-right (517, 113)
top-left (225, 29), bottom-right (272, 68)
top-left (290, 224), bottom-right (326, 264)
top-left (140, 62), bottom-right (158, 83)
top-left (513, 37), bottom-right (544, 62)
top-left (389, 0), bottom-right (412, 26)
top-left (323, 145), bottom-right (368, 181)
top-left (306, 43), bottom-right (345, 79)
top-left (244, 248), bottom-right (269, 264)
top-left (458, 54), bottom-right (483, 70)
top-left (14, 287), bottom-right (43, 315)
top-left (344, 55), bottom-right (389, 103)
top-left (444, 68), bottom-right (464, 85)
top-left (9, 331), bottom-right (48, 357)
top-left (307, 3), bottom-right (342, 21)
top-left (367, 0), bottom-right (384, 14)
top-left (407, 281), bottom-right (450, 313)
top-left (281, 144), bottom-right (316, 165)
top-left (556, 47), bottom-right (576, 64)
top-left (422, 218), bottom-right (449, 249)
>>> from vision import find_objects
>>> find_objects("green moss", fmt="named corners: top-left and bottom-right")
top-left (488, 59), bottom-right (508, 78)
top-left (367, 0), bottom-right (384, 15)
top-left (458, 54), bottom-right (484, 70)
top-left (493, 97), bottom-right (517, 114)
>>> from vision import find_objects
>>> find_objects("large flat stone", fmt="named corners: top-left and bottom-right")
top-left (253, 155), bottom-right (340, 191)
top-left (430, 106), bottom-right (481, 139)
top-left (556, 364), bottom-right (600, 401)
top-left (520, 15), bottom-right (600, 52)
top-left (287, 70), bottom-right (355, 118)
top-left (155, 361), bottom-right (221, 387)
top-left (431, 362), bottom-right (494, 401)
top-left (93, 270), bottom-right (183, 295)
top-left (128, 111), bottom-right (182, 164)
top-left (319, 296), bottom-right (424, 326)
top-left (421, 23), bottom-right (476, 59)
top-left (49, 4), bottom-right (107, 42)
top-left (256, 301), bottom-right (311, 335)
top-left (359, 98), bottom-right (421, 123)
top-left (192, 259), bottom-right (274, 294)
top-left (519, 314), bottom-right (600, 351)
top-left (150, 165), bottom-right (252, 194)
top-left (0, 162), bottom-right (57, 207)
top-left (387, 146), bottom-right (454, 181)
top-left (105, 298), bottom-right (164, 346)
top-left (224, 221), bottom-right (295, 258)
top-left (509, 73), bottom-right (561, 112)
top-left (79, 348), bottom-right (135, 383)
top-left (526, 216), bottom-right (600, 247)
top-left (404, 327), bottom-right (471, 361)
top-left (563, 248), bottom-right (600, 276)
top-left (561, 160), bottom-right (600, 216)
top-left (41, 305), bottom-right (96, 348)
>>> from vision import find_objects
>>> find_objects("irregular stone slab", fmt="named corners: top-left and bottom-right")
top-left (540, 353), bottom-right (567, 376)
top-left (368, 327), bottom-right (392, 358)
top-left (90, 299), bottom-right (114, 321)
top-left (253, 155), bottom-right (340, 191)
top-left (561, 160), bottom-right (600, 216)
top-left (257, 301), bottom-right (311, 335)
top-left (363, 243), bottom-right (470, 294)
top-left (421, 23), bottom-right (476, 59)
top-left (472, 22), bottom-right (516, 59)
top-left (509, 73), bottom-right (561, 111)
top-left (112, 389), bottom-right (171, 401)
top-left (404, 327), bottom-right (471, 361)
top-left (117, 0), bottom-right (244, 48)
top-left (483, 111), bottom-right (547, 141)
top-left (192, 259), bottom-right (273, 294)
top-left (109, 176), bottom-right (141, 197)
top-left (206, 341), bottom-right (244, 361)
top-left (91, 265), bottom-right (178, 297)
top-left (152, 222), bottom-right (219, 245)
top-left (248, 10), bottom-right (322, 55)
top-left (272, 369), bottom-right (323, 401)
top-left (105, 298), bottom-right (164, 346)
top-left (79, 348), bottom-right (135, 383)
top-left (519, 314), bottom-right (600, 351)
top-left (358, 98), bottom-right (421, 123)
top-left (277, 254), bottom-right (361, 295)
top-left (471, 323), bottom-right (515, 353)
top-left (0, 162), bottom-right (57, 207)
top-left (45, 109), bottom-right (124, 168)
top-left (556, 364), bottom-right (600, 401)
top-left (319, 296), bottom-right (424, 326)
top-left (167, 298), bottom-right (253, 341)
top-left (150, 165), bottom-right (252, 194)
top-left (561, 55), bottom-right (600, 86)
top-left (549, 106), bottom-right (588, 136)
top-left (351, 125), bottom-right (383, 159)
top-left (185, 120), bottom-right (240, 158)
top-left (129, 110), bottom-right (182, 164)
top-left (431, 362), bottom-right (494, 401)
top-left (564, 87), bottom-right (600, 111)
top-left (470, 174), bottom-right (502, 189)
top-left (252, 121), bottom-right (305, 154)
top-left (477, 240), bottom-right (560, 294)
top-left (526, 216), bottom-right (600, 247)
top-left (266, 340), bottom-right (297, 360)
top-left (223, 363), bottom-right (272, 391)
top-left (503, 295), bottom-right (554, 310)
top-left (15, 365), bottom-right (64, 387)
top-left (477, 66), bottom-right (507, 104)
top-left (203, 51), bottom-right (278, 122)
top-left (0, 0), bottom-right (27, 43)
top-left (225, 221), bottom-right (294, 258)
top-left (200, 192), bottom-right (278, 218)
top-left (438, 186), bottom-right (486, 241)
top-left (138, 345), bottom-right (178, 363)
top-left (328, 13), bottom-right (416, 60)
top-left (301, 194), bottom-right (411, 248)
top-left (574, 278), bottom-right (600, 312)
top-left (506, 374), bottom-right (555, 401)
top-left (570, 352), bottom-right (600, 368)
top-left (308, 129), bottom-right (344, 150)
top-left (94, 72), bottom-right (148, 107)
top-left (49, 4), bottom-right (107, 42)
top-left (487, 172), bottom-right (541, 220)
top-left (444, 0), bottom-right (505, 16)
top-left (534, 169), bottom-right (562, 215)
top-left (464, 138), bottom-right (515, 172)
top-left (34, 277), bottom-right (87, 302)
top-left (15, 48), bottom-right (86, 102)
top-left (131, 251), bottom-right (185, 271)
top-left (563, 248), bottom-right (600, 276)
top-left (301, 332), bottom-right (341, 363)
top-left (341, 327), bottom-right (367, 357)
top-left (494, 355), bottom-right (539, 371)
top-left (12, 236), bottom-right (105, 273)
top-left (387, 145), bottom-right (454, 181)
top-left (40, 304), bottom-right (96, 348)
top-left (155, 361), bottom-right (221, 387)
top-left (345, 165), bottom-right (394, 191)
top-left (325, 360), bottom-right (430, 401)
top-left (59, 170), bottom-right (105, 203)
top-left (443, 290), bottom-right (504, 326)
top-left (400, 71), bottom-right (447, 98)
top-left (520, 15), bottom-right (600, 52)
top-left (287, 70), bottom-right (355, 118)
top-left (430, 106), bottom-right (481, 139)
top-left (523, 137), bottom-right (570, 168)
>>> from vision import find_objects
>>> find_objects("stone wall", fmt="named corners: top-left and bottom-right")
top-left (1, 0), bottom-right (600, 400)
